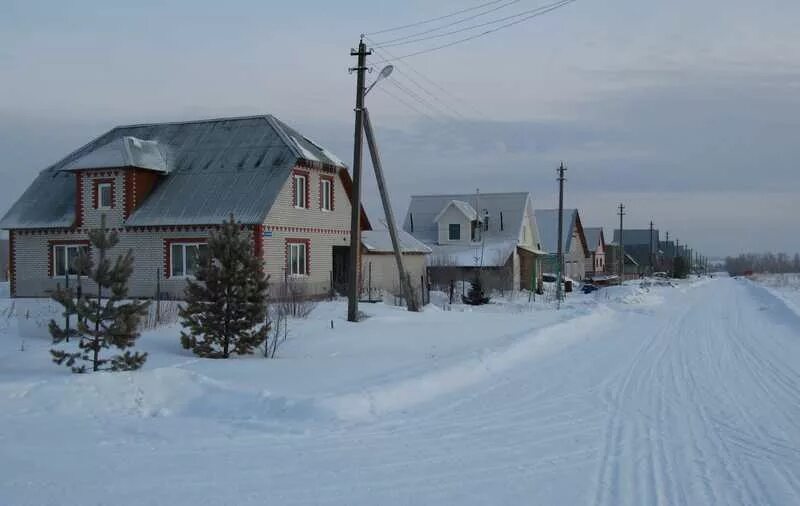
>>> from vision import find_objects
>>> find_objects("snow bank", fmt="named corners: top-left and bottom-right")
top-left (322, 307), bottom-right (614, 421)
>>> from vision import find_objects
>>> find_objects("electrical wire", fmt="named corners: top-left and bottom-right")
top-left (372, 0), bottom-right (522, 47)
top-left (374, 0), bottom-right (575, 49)
top-left (372, 0), bottom-right (577, 63)
top-left (366, 0), bottom-right (510, 36)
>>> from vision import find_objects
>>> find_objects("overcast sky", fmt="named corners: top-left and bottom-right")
top-left (1, 0), bottom-right (798, 256)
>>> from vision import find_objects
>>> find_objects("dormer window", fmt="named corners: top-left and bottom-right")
top-left (449, 224), bottom-right (461, 241)
top-left (98, 183), bottom-right (113, 209)
top-left (92, 178), bottom-right (115, 210)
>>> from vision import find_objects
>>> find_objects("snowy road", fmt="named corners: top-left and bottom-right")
top-left (2, 278), bottom-right (800, 505)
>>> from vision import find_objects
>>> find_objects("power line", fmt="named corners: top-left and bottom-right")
top-left (366, 0), bottom-right (510, 36)
top-left (372, 85), bottom-right (437, 122)
top-left (372, 0), bottom-right (577, 63)
top-left (373, 0), bottom-right (522, 47)
top-left (367, 40), bottom-right (487, 119)
top-left (386, 79), bottom-right (458, 120)
top-left (374, 0), bottom-right (571, 49)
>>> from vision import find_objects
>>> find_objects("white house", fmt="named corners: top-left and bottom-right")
top-left (403, 192), bottom-right (546, 292)
top-left (534, 209), bottom-right (590, 281)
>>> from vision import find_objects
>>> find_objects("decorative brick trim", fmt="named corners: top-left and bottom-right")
top-left (265, 225), bottom-right (348, 235)
top-left (123, 171), bottom-right (134, 219)
top-left (319, 174), bottom-right (335, 211)
top-left (74, 172), bottom-right (84, 228)
top-left (92, 178), bottom-right (115, 209)
top-left (296, 158), bottom-right (339, 174)
top-left (47, 239), bottom-right (91, 277)
top-left (253, 224), bottom-right (264, 261)
top-left (291, 169), bottom-right (310, 209)
top-left (9, 230), bottom-right (15, 297)
top-left (285, 238), bottom-right (311, 276)
top-left (163, 237), bottom-right (208, 279)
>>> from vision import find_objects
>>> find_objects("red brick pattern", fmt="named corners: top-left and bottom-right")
top-left (123, 171), bottom-right (135, 219)
top-left (74, 172), bottom-right (84, 228)
top-left (253, 224), bottom-right (264, 261)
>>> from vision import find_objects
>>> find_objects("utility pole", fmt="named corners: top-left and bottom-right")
top-left (362, 108), bottom-right (419, 312)
top-left (649, 220), bottom-right (654, 275)
top-left (555, 162), bottom-right (566, 306)
top-left (617, 203), bottom-right (625, 282)
top-left (347, 38), bottom-right (371, 322)
top-left (665, 231), bottom-right (670, 260)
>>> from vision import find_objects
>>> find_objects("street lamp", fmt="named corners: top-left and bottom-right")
top-left (365, 65), bottom-right (394, 96)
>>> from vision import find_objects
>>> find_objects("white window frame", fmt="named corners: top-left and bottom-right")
top-left (288, 242), bottom-right (308, 276)
top-left (293, 174), bottom-right (308, 209)
top-left (98, 182), bottom-right (113, 210)
top-left (170, 242), bottom-right (208, 278)
top-left (320, 178), bottom-right (332, 211)
top-left (52, 244), bottom-right (89, 278)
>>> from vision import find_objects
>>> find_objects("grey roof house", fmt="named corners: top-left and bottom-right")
top-left (534, 209), bottom-right (590, 280)
top-left (583, 227), bottom-right (607, 277)
top-left (403, 192), bottom-right (546, 292)
top-left (1, 114), bottom-right (369, 298)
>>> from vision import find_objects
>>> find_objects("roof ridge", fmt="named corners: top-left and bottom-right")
top-left (114, 114), bottom-right (275, 130)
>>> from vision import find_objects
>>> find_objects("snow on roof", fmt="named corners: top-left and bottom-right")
top-left (0, 115), bottom-right (348, 229)
top-left (433, 200), bottom-right (477, 223)
top-left (58, 136), bottom-right (168, 173)
top-left (361, 229), bottom-right (432, 254)
top-left (428, 240), bottom-right (516, 267)
top-left (404, 192), bottom-right (531, 245)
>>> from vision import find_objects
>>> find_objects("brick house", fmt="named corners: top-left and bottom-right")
top-left (582, 227), bottom-right (607, 278)
top-left (0, 115), bottom-right (370, 298)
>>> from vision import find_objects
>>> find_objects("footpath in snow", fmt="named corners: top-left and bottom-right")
top-left (1, 277), bottom-right (799, 505)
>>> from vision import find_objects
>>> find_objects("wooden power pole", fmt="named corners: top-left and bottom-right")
top-left (363, 108), bottom-right (420, 312)
top-left (618, 203), bottom-right (626, 282)
top-left (347, 38), bottom-right (371, 322)
top-left (649, 220), bottom-right (654, 274)
top-left (555, 162), bottom-right (566, 306)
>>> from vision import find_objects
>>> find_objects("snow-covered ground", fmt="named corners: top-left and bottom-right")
top-left (754, 273), bottom-right (800, 317)
top-left (1, 277), bottom-right (799, 505)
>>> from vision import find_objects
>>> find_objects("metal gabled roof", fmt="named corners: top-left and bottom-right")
top-left (583, 227), bottom-right (605, 249)
top-left (534, 208), bottom-right (590, 257)
top-left (0, 115), bottom-right (348, 229)
top-left (403, 192), bottom-right (531, 245)
top-left (58, 136), bottom-right (168, 173)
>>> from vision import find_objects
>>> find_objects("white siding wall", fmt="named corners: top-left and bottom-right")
top-left (80, 170), bottom-right (126, 229)
top-left (436, 206), bottom-right (472, 245)
top-left (262, 166), bottom-right (353, 294)
top-left (361, 253), bottom-right (427, 297)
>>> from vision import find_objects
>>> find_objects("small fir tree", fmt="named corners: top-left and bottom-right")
top-left (49, 216), bottom-right (149, 373)
top-left (180, 215), bottom-right (270, 358)
top-left (462, 275), bottom-right (490, 305)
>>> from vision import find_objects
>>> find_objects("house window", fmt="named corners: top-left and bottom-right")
top-left (98, 183), bottom-right (113, 209)
top-left (293, 173), bottom-right (308, 208)
top-left (52, 244), bottom-right (89, 277)
top-left (448, 223), bottom-right (461, 241)
top-left (320, 178), bottom-right (333, 211)
top-left (170, 243), bottom-right (208, 278)
top-left (288, 241), bottom-right (308, 276)
top-left (470, 220), bottom-right (481, 242)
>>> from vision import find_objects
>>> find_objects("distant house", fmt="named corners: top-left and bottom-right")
top-left (605, 243), bottom-right (643, 280)
top-left (534, 209), bottom-right (590, 280)
top-left (0, 115), bottom-right (368, 299)
top-left (613, 229), bottom-right (660, 271)
top-left (583, 227), bottom-right (607, 277)
top-left (0, 237), bottom-right (8, 282)
top-left (403, 192), bottom-right (546, 292)
top-left (360, 229), bottom-right (431, 300)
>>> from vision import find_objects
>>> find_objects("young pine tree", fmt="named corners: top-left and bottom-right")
top-left (180, 215), bottom-right (270, 358)
top-left (49, 216), bottom-right (149, 373)
top-left (462, 275), bottom-right (490, 305)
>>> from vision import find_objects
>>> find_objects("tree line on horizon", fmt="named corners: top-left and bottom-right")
top-left (724, 252), bottom-right (800, 276)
